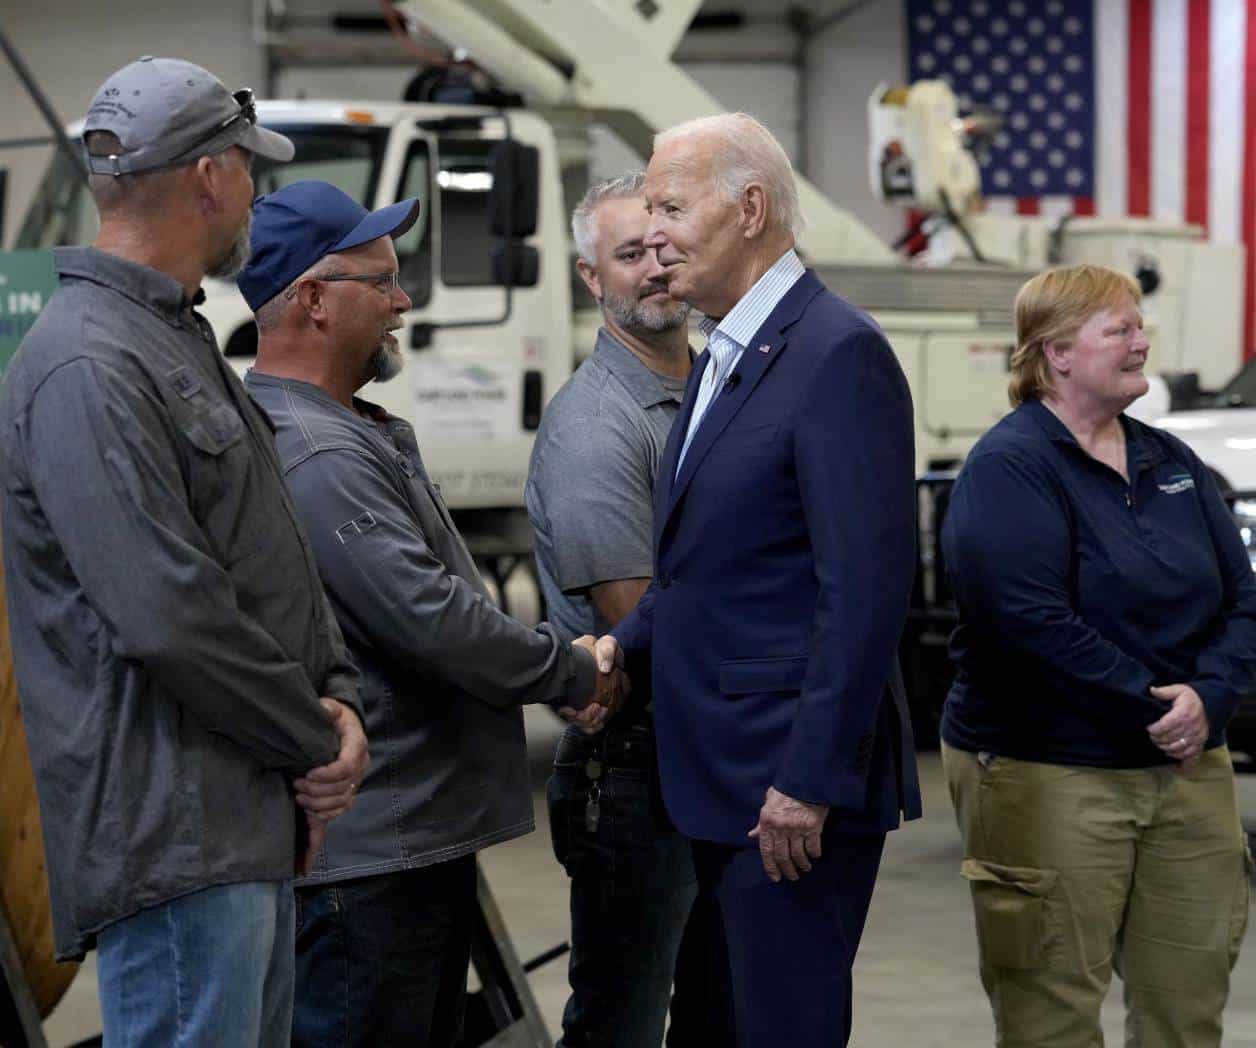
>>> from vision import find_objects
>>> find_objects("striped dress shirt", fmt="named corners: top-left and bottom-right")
top-left (674, 249), bottom-right (806, 477)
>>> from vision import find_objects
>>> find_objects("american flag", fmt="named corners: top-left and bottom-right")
top-left (907, 0), bottom-right (1095, 212)
top-left (906, 0), bottom-right (1256, 355)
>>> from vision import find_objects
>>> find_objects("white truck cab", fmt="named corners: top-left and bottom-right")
top-left (1138, 365), bottom-right (1256, 573)
top-left (18, 101), bottom-right (577, 523)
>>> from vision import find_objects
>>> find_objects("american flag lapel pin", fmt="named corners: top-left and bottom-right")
top-left (758, 344), bottom-right (771, 354)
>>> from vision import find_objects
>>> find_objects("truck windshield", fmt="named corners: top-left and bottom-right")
top-left (16, 125), bottom-right (388, 250)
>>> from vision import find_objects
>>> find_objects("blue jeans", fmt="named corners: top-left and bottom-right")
top-left (292, 854), bottom-right (477, 1048)
top-left (548, 720), bottom-right (698, 1048)
top-left (96, 880), bottom-right (294, 1048)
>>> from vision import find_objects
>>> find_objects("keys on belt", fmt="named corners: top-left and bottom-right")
top-left (575, 727), bottom-right (648, 834)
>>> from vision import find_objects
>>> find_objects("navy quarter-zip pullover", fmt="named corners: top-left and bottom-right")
top-left (941, 398), bottom-right (1256, 767)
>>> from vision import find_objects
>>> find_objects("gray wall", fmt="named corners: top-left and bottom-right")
top-left (2, 1), bottom-right (911, 250)
top-left (805, 1), bottom-right (908, 246)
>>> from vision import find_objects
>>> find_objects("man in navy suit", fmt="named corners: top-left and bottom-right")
top-left (591, 113), bottom-right (922, 1046)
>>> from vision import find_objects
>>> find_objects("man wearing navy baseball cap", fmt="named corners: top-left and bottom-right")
top-left (0, 64), bottom-right (367, 1047)
top-left (240, 181), bottom-right (627, 1046)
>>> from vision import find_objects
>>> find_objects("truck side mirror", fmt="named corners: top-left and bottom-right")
top-left (488, 141), bottom-right (539, 238)
top-left (492, 242), bottom-right (539, 288)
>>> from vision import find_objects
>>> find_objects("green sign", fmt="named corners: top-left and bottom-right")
top-left (0, 251), bottom-right (58, 374)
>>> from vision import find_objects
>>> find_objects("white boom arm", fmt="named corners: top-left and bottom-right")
top-left (397, 0), bottom-right (894, 264)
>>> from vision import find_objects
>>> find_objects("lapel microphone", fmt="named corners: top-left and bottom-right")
top-left (722, 373), bottom-right (741, 395)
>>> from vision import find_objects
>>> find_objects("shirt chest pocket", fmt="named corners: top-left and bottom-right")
top-left (394, 452), bottom-right (459, 534)
top-left (180, 403), bottom-right (246, 456)
top-left (707, 421), bottom-right (782, 466)
top-left (176, 403), bottom-right (250, 521)
top-left (716, 420), bottom-right (778, 445)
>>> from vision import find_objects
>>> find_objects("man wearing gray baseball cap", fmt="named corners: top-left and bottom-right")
top-left (0, 58), bottom-right (367, 1046)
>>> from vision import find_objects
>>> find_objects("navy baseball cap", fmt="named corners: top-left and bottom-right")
top-left (238, 180), bottom-right (421, 310)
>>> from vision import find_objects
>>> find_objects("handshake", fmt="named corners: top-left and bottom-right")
top-left (558, 635), bottom-right (629, 734)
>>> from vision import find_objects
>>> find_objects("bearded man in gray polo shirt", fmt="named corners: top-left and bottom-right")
top-left (526, 173), bottom-right (700, 1048)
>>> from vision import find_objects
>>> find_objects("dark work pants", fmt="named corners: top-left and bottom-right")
top-left (688, 826), bottom-right (886, 1048)
top-left (548, 721), bottom-right (699, 1048)
top-left (292, 854), bottom-right (477, 1048)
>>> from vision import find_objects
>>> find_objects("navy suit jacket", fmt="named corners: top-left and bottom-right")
top-left (614, 270), bottom-right (923, 845)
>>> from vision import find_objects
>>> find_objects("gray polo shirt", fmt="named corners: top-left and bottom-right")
top-left (526, 328), bottom-right (688, 643)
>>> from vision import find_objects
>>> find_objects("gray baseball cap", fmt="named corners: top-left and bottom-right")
top-left (83, 57), bottom-right (294, 176)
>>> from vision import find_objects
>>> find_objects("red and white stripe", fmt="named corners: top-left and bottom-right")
top-left (1126, 0), bottom-right (1251, 352)
top-left (1102, 0), bottom-right (1249, 241)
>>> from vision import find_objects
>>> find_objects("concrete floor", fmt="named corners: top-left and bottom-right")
top-left (38, 708), bottom-right (1256, 1046)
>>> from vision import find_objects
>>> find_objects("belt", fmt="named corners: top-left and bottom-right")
top-left (555, 719), bottom-right (653, 770)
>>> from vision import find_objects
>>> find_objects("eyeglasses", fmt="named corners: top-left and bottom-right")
top-left (173, 88), bottom-right (257, 163)
top-left (283, 271), bottom-right (401, 299)
top-left (320, 271), bottom-right (401, 294)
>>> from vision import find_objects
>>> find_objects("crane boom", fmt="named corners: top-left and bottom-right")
top-left (396, 0), bottom-right (895, 264)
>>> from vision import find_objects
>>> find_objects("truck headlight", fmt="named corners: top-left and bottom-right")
top-left (1232, 499), bottom-right (1256, 571)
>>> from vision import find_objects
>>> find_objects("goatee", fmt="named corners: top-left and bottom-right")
top-left (370, 339), bottom-right (404, 384)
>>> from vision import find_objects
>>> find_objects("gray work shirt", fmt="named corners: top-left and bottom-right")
top-left (244, 372), bottom-right (597, 881)
top-left (0, 248), bottom-right (361, 961)
top-left (526, 328), bottom-right (688, 643)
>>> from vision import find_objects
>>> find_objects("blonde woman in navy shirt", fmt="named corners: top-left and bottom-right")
top-left (941, 263), bottom-right (1253, 1047)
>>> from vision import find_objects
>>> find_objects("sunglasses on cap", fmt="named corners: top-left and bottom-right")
top-left (171, 88), bottom-right (257, 164)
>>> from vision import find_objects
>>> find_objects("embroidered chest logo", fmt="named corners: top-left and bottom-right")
top-left (1157, 473), bottom-right (1195, 495)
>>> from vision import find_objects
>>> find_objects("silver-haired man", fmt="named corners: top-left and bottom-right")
top-left (592, 114), bottom-right (921, 1046)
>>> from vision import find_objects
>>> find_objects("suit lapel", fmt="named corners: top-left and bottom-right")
top-left (665, 333), bottom-right (783, 515)
top-left (660, 272), bottom-right (824, 536)
top-left (654, 347), bottom-right (709, 551)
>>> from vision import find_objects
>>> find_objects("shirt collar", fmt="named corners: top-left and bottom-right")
top-left (592, 327), bottom-right (688, 408)
top-left (53, 246), bottom-right (202, 325)
top-left (1021, 397), bottom-right (1165, 468)
top-left (246, 369), bottom-right (396, 428)
top-left (698, 248), bottom-right (806, 348)
top-left (1021, 398), bottom-right (1076, 445)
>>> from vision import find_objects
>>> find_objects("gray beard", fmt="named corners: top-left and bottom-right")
top-left (207, 211), bottom-right (253, 279)
top-left (370, 339), bottom-right (404, 383)
top-left (602, 285), bottom-right (690, 336)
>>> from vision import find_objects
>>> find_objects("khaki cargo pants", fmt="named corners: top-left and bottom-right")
top-left (942, 743), bottom-right (1252, 1048)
